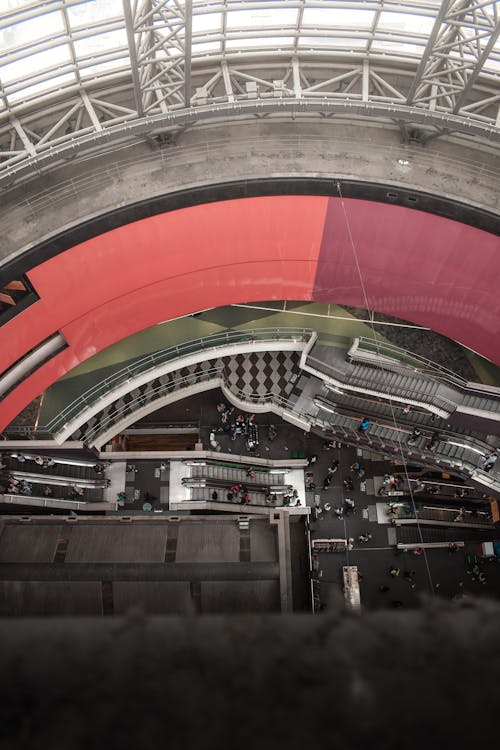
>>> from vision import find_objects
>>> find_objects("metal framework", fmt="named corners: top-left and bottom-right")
top-left (0, 0), bottom-right (499, 187)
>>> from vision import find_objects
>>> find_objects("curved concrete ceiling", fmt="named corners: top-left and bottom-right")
top-left (0, 193), bottom-right (499, 431)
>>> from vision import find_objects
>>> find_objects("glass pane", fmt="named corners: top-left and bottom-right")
top-left (2, 0), bottom-right (40, 9)
top-left (80, 56), bottom-right (130, 78)
top-left (153, 45), bottom-right (182, 59)
top-left (1, 44), bottom-right (71, 83)
top-left (226, 8), bottom-right (298, 29)
top-left (483, 57), bottom-right (500, 71)
top-left (8, 72), bottom-right (76, 103)
top-left (192, 41), bottom-right (221, 54)
top-left (192, 12), bottom-right (222, 32)
top-left (0, 11), bottom-right (65, 53)
top-left (302, 7), bottom-right (374, 27)
top-left (371, 40), bottom-right (421, 55)
top-left (377, 11), bottom-right (435, 35)
top-left (299, 35), bottom-right (367, 49)
top-left (73, 28), bottom-right (127, 56)
top-left (67, 0), bottom-right (123, 27)
top-left (225, 36), bottom-right (295, 49)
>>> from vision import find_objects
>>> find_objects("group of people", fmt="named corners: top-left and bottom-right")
top-left (350, 462), bottom-right (366, 480)
top-left (14, 452), bottom-right (56, 469)
top-left (3, 476), bottom-right (33, 495)
top-left (358, 532), bottom-right (372, 544)
top-left (227, 484), bottom-right (250, 505)
top-left (0, 473), bottom-right (83, 500)
top-left (283, 489), bottom-right (301, 507)
top-left (215, 403), bottom-right (259, 449)
top-left (406, 427), bottom-right (441, 451)
top-left (322, 459), bottom-right (339, 490)
top-left (483, 448), bottom-right (499, 472)
top-left (68, 485), bottom-right (85, 500)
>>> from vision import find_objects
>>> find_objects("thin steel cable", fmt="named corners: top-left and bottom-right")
top-left (336, 180), bottom-right (436, 594)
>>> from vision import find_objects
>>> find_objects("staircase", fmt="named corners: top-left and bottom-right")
top-left (307, 340), bottom-right (500, 417)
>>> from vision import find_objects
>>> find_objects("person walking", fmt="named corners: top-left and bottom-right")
top-left (483, 449), bottom-right (498, 472)
top-left (408, 428), bottom-right (422, 445)
top-left (328, 460), bottom-right (339, 475)
top-left (344, 497), bottom-right (355, 515)
top-left (358, 417), bottom-right (371, 433)
top-left (427, 431), bottom-right (441, 451)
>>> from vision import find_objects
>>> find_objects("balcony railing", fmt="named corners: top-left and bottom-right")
top-left (36, 327), bottom-right (312, 437)
top-left (349, 336), bottom-right (500, 397)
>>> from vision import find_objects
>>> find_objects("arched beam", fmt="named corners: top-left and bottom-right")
top-left (0, 194), bottom-right (499, 430)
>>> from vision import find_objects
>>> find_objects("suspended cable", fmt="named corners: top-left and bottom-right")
top-left (336, 180), bottom-right (436, 595)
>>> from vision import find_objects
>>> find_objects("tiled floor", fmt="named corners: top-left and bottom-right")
top-left (37, 301), bottom-right (500, 432)
top-left (70, 350), bottom-right (303, 441)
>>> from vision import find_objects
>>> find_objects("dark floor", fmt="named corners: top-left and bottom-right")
top-left (127, 387), bottom-right (500, 611)
top-left (8, 389), bottom-right (495, 612)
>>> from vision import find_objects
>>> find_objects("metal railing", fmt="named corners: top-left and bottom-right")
top-left (307, 410), bottom-right (499, 481)
top-left (350, 336), bottom-right (500, 397)
top-left (2, 132), bottom-right (497, 233)
top-left (81, 367), bottom-right (225, 445)
top-left (19, 354), bottom-right (500, 497)
top-left (324, 407), bottom-right (491, 458)
top-left (307, 353), bottom-right (455, 412)
top-left (37, 327), bottom-right (311, 436)
top-left (80, 367), bottom-right (312, 446)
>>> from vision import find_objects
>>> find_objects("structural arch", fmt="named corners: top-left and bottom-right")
top-left (0, 191), bottom-right (499, 432)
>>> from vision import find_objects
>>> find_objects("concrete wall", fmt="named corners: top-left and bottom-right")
top-left (1, 120), bottom-right (498, 266)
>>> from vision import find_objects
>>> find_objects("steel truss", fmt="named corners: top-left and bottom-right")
top-left (407, 0), bottom-right (500, 115)
top-left (0, 0), bottom-right (499, 188)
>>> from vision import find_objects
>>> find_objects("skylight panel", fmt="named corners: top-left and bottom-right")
top-left (2, 0), bottom-right (41, 9)
top-left (226, 8), bottom-right (298, 30)
top-left (377, 11), bottom-right (435, 35)
top-left (0, 10), bottom-right (65, 53)
top-left (73, 28), bottom-right (127, 57)
top-left (192, 12), bottom-right (222, 32)
top-left (7, 72), bottom-right (76, 103)
top-left (1, 43), bottom-right (71, 83)
top-left (79, 55), bottom-right (130, 79)
top-left (225, 36), bottom-right (295, 50)
top-left (483, 58), bottom-right (500, 72)
top-left (302, 7), bottom-right (374, 28)
top-left (298, 35), bottom-right (367, 50)
top-left (192, 41), bottom-right (221, 54)
top-left (67, 0), bottom-right (124, 27)
top-left (371, 39), bottom-right (422, 56)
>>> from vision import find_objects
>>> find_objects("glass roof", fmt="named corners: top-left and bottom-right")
top-left (0, 0), bottom-right (498, 111)
top-left (0, 0), bottom-right (497, 170)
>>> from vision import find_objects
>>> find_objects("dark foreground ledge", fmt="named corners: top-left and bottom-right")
top-left (1, 596), bottom-right (499, 749)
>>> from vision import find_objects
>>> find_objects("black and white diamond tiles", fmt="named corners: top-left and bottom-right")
top-left (227, 351), bottom-right (298, 397)
top-left (70, 351), bottom-right (303, 441)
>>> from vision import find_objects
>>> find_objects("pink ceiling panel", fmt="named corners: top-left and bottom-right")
top-left (314, 197), bottom-right (500, 361)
